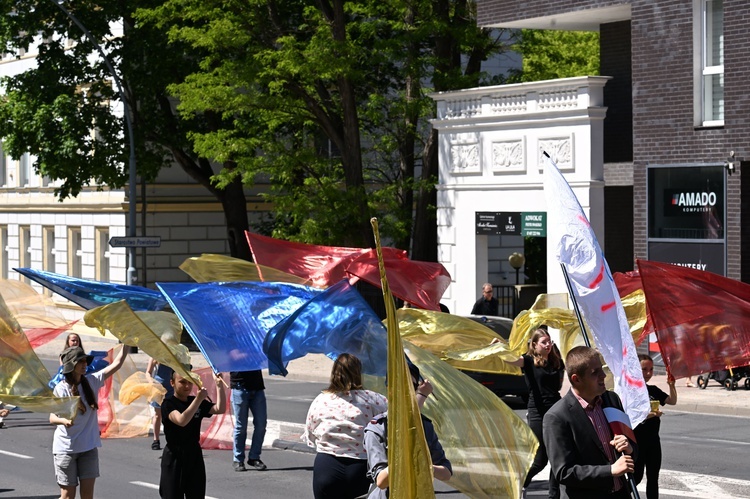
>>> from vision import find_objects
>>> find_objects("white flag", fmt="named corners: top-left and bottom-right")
top-left (542, 154), bottom-right (649, 427)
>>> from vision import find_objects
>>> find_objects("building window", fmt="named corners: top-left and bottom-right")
top-left (95, 227), bottom-right (109, 282)
top-left (18, 152), bottom-right (30, 187)
top-left (68, 227), bottom-right (82, 278)
top-left (43, 226), bottom-right (56, 295)
top-left (0, 226), bottom-right (7, 279)
top-left (696, 0), bottom-right (724, 126)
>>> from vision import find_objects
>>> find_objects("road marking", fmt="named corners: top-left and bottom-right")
top-left (0, 449), bottom-right (33, 459)
top-left (531, 465), bottom-right (750, 498)
top-left (130, 481), bottom-right (220, 499)
top-left (668, 435), bottom-right (750, 446)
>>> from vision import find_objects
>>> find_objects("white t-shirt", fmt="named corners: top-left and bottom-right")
top-left (52, 371), bottom-right (104, 454)
top-left (304, 389), bottom-right (387, 459)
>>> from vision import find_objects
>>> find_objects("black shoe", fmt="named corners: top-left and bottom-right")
top-left (0, 422), bottom-right (5, 429)
top-left (151, 440), bottom-right (161, 450)
top-left (233, 461), bottom-right (246, 472)
top-left (247, 459), bottom-right (267, 471)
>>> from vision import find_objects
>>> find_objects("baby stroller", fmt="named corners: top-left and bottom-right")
top-left (696, 365), bottom-right (750, 391)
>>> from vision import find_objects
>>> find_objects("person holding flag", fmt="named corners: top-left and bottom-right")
top-left (543, 346), bottom-right (638, 499)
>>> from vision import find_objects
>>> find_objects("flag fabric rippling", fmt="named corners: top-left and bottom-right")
top-left (542, 154), bottom-right (649, 427)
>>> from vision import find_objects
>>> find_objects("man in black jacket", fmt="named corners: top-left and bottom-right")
top-left (470, 283), bottom-right (499, 316)
top-left (543, 346), bottom-right (637, 499)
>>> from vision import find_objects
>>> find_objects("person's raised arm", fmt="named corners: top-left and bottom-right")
top-left (146, 357), bottom-right (157, 377)
top-left (169, 386), bottom-right (208, 427)
top-left (664, 376), bottom-right (677, 405)
top-left (489, 338), bottom-right (524, 367)
top-left (100, 344), bottom-right (131, 381)
top-left (209, 373), bottom-right (226, 415)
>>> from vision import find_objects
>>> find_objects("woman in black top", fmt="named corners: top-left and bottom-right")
top-left (506, 328), bottom-right (565, 499)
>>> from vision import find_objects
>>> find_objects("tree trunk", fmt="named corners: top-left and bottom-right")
top-left (412, 128), bottom-right (438, 262)
top-left (219, 176), bottom-right (253, 261)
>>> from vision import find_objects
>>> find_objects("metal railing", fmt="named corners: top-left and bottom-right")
top-left (493, 285), bottom-right (518, 319)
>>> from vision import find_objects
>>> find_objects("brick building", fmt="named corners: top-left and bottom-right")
top-left (474, 0), bottom-right (744, 281)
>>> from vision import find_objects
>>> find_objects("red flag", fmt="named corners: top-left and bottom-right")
top-left (246, 232), bottom-right (450, 311)
top-left (245, 232), bottom-right (407, 288)
top-left (638, 259), bottom-right (750, 378)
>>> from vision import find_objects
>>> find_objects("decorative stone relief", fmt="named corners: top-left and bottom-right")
top-left (491, 139), bottom-right (525, 173)
top-left (450, 143), bottom-right (480, 174)
top-left (538, 136), bottom-right (574, 172)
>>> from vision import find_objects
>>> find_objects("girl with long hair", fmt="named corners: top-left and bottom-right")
top-left (304, 353), bottom-right (388, 499)
top-left (503, 328), bottom-right (565, 499)
top-left (50, 345), bottom-right (130, 499)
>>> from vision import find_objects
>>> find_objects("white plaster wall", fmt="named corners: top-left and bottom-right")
top-left (432, 77), bottom-right (610, 315)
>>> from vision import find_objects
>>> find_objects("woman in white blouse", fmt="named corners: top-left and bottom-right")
top-left (304, 353), bottom-right (387, 499)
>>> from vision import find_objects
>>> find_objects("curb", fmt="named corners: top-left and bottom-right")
top-left (272, 439), bottom-right (316, 454)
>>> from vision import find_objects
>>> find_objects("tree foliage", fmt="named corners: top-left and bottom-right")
top-left (510, 29), bottom-right (599, 82)
top-left (0, 0), bottom-right (511, 259)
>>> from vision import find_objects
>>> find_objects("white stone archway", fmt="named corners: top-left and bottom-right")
top-left (430, 76), bottom-right (610, 314)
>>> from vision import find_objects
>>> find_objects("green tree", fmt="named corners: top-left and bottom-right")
top-left (0, 0), bottom-right (510, 260)
top-left (142, 0), bottom-right (509, 256)
top-left (0, 0), bottom-right (254, 259)
top-left (510, 29), bottom-right (599, 82)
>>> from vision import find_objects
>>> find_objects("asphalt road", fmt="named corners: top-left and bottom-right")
top-left (2, 376), bottom-right (750, 498)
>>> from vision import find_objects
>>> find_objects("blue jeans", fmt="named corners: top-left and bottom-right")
top-left (231, 388), bottom-right (267, 462)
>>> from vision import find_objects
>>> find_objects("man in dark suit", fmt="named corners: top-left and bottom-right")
top-left (543, 346), bottom-right (637, 499)
top-left (470, 283), bottom-right (499, 316)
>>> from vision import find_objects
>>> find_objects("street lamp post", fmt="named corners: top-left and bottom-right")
top-left (50, 0), bottom-right (137, 285)
top-left (508, 252), bottom-right (525, 285)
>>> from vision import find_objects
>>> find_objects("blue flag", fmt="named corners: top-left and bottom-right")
top-left (157, 281), bottom-right (320, 372)
top-left (263, 280), bottom-right (387, 376)
top-left (14, 268), bottom-right (168, 311)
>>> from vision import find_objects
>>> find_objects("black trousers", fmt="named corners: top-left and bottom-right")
top-left (160, 444), bottom-right (206, 499)
top-left (634, 437), bottom-right (662, 498)
top-left (526, 411), bottom-right (560, 499)
top-left (312, 452), bottom-right (370, 499)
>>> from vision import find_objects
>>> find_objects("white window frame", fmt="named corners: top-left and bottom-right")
top-left (694, 0), bottom-right (724, 126)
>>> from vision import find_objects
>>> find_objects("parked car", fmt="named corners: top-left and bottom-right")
top-left (460, 315), bottom-right (529, 404)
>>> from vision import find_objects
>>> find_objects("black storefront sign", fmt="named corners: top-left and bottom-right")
top-left (476, 212), bottom-right (544, 237)
top-left (648, 165), bottom-right (726, 276)
top-left (647, 242), bottom-right (725, 275)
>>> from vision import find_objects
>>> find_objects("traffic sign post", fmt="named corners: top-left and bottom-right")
top-left (109, 236), bottom-right (162, 248)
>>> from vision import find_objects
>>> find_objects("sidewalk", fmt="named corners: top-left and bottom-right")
top-left (37, 332), bottom-right (750, 420)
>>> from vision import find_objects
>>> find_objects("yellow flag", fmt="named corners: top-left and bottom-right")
top-left (179, 253), bottom-right (313, 285)
top-left (84, 301), bottom-right (201, 386)
top-left (397, 308), bottom-right (521, 374)
top-left (0, 294), bottom-right (79, 419)
top-left (371, 218), bottom-right (435, 499)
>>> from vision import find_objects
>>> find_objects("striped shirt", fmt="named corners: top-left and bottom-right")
top-left (574, 392), bottom-right (624, 492)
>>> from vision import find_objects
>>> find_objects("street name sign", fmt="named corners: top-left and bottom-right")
top-left (109, 236), bottom-right (162, 248)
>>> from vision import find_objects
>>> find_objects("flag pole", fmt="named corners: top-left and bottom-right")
top-left (560, 263), bottom-right (591, 348)
top-left (560, 262), bottom-right (641, 499)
